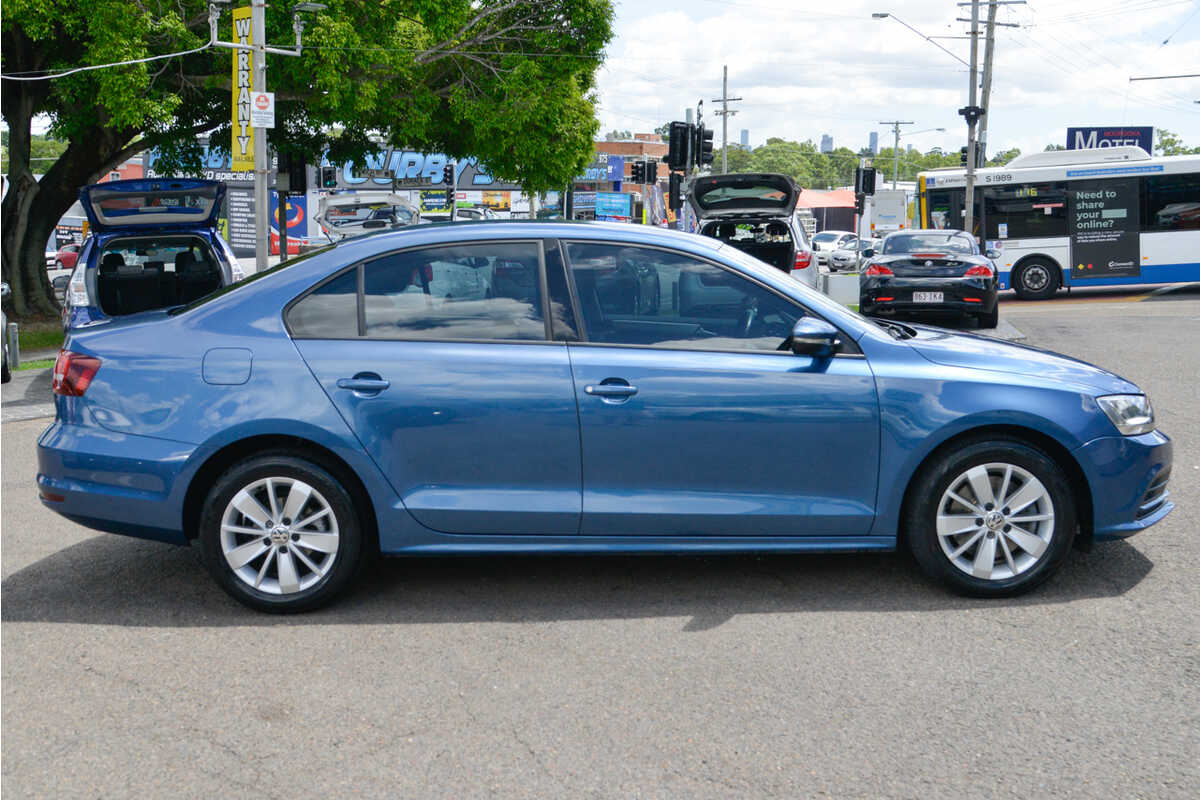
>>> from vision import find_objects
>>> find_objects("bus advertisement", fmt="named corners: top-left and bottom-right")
top-left (917, 146), bottom-right (1199, 299)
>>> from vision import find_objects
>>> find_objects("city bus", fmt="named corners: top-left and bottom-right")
top-left (917, 147), bottom-right (1200, 299)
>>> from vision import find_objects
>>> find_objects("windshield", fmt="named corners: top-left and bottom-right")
top-left (813, 232), bottom-right (840, 244)
top-left (883, 233), bottom-right (974, 254)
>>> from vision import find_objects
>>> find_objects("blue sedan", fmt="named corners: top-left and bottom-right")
top-left (37, 222), bottom-right (1173, 612)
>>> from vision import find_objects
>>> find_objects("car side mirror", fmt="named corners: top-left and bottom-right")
top-left (862, 248), bottom-right (874, 258)
top-left (985, 249), bottom-right (1000, 259)
top-left (789, 317), bottom-right (839, 358)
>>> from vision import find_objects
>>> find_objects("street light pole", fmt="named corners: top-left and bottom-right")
top-left (962, 0), bottom-right (981, 241)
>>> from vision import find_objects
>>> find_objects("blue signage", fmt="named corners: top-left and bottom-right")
top-left (1066, 126), bottom-right (1153, 153)
top-left (594, 191), bottom-right (631, 219)
top-left (606, 156), bottom-right (625, 182)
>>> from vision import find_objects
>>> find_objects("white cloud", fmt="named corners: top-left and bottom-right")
top-left (595, 0), bottom-right (1200, 158)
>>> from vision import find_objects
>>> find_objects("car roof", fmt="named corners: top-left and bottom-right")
top-left (884, 228), bottom-right (968, 237)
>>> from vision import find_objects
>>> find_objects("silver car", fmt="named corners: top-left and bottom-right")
top-left (811, 230), bottom-right (857, 268)
top-left (828, 237), bottom-right (881, 272)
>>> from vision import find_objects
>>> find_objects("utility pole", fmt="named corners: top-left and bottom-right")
top-left (978, 1), bottom-right (1023, 165)
top-left (960, 0), bottom-right (981, 242)
top-left (880, 120), bottom-right (914, 188)
top-left (252, 0), bottom-right (268, 273)
top-left (208, 1), bottom-right (323, 274)
top-left (711, 66), bottom-right (742, 173)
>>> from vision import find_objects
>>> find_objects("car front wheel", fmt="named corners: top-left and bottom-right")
top-left (199, 454), bottom-right (366, 612)
top-left (905, 438), bottom-right (1075, 597)
top-left (1012, 259), bottom-right (1059, 300)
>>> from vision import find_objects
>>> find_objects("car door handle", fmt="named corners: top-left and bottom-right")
top-left (336, 374), bottom-right (390, 395)
top-left (585, 381), bottom-right (638, 399)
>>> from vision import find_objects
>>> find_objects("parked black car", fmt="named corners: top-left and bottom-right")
top-left (859, 229), bottom-right (1000, 328)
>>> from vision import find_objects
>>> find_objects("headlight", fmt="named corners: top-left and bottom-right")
top-left (1097, 394), bottom-right (1155, 436)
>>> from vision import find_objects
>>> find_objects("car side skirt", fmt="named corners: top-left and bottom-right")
top-left (379, 536), bottom-right (897, 556)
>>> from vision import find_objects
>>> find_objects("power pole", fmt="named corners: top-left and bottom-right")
top-left (960, 0), bottom-right (981, 242)
top-left (978, 1), bottom-right (1023, 165)
top-left (252, 0), bottom-right (268, 274)
top-left (208, 2), bottom-right (322, 274)
top-left (880, 120), bottom-right (914, 188)
top-left (711, 65), bottom-right (742, 173)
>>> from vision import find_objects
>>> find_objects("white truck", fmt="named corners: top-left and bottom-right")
top-left (864, 189), bottom-right (910, 237)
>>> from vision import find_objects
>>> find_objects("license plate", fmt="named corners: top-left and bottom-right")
top-left (913, 291), bottom-right (943, 303)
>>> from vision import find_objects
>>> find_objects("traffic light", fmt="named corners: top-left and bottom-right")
top-left (960, 146), bottom-right (969, 167)
top-left (442, 163), bottom-right (455, 185)
top-left (320, 165), bottom-right (337, 188)
top-left (694, 124), bottom-right (714, 168)
top-left (630, 161), bottom-right (646, 183)
top-left (277, 153), bottom-right (307, 194)
top-left (668, 172), bottom-right (682, 211)
top-left (667, 121), bottom-right (691, 170)
top-left (855, 166), bottom-right (877, 196)
top-left (646, 161), bottom-right (658, 182)
top-left (854, 192), bottom-right (865, 215)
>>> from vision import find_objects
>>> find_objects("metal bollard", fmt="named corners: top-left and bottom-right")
top-left (6, 322), bottom-right (20, 370)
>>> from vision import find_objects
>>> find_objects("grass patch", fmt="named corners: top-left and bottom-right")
top-left (16, 358), bottom-right (56, 371)
top-left (846, 303), bottom-right (859, 312)
top-left (17, 323), bottom-right (63, 353)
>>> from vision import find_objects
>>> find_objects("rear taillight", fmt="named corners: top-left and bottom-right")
top-left (793, 251), bottom-right (812, 270)
top-left (864, 263), bottom-right (893, 276)
top-left (52, 351), bottom-right (101, 397)
top-left (964, 264), bottom-right (994, 277)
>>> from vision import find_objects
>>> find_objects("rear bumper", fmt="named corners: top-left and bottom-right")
top-left (1074, 430), bottom-right (1173, 540)
top-left (37, 421), bottom-right (197, 545)
top-left (861, 276), bottom-right (997, 315)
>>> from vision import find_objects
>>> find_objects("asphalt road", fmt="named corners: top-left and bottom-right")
top-left (3, 291), bottom-right (1198, 798)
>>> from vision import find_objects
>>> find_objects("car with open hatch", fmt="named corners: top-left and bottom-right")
top-left (37, 221), bottom-right (1172, 612)
top-left (688, 173), bottom-right (817, 288)
top-left (859, 228), bottom-right (1001, 328)
top-left (61, 178), bottom-right (244, 331)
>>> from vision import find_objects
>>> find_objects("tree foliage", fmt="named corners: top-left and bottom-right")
top-left (712, 138), bottom-right (963, 188)
top-left (1154, 129), bottom-right (1200, 156)
top-left (1, 0), bottom-right (614, 316)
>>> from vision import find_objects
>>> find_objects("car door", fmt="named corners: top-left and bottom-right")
top-left (560, 241), bottom-right (880, 537)
top-left (290, 239), bottom-right (582, 535)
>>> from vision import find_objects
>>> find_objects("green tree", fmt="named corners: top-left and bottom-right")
top-left (1154, 129), bottom-right (1200, 156)
top-left (0, 132), bottom-right (69, 173)
top-left (653, 123), bottom-right (670, 143)
top-left (2, 0), bottom-right (614, 316)
top-left (603, 129), bottom-right (632, 141)
top-left (1043, 143), bottom-right (1066, 151)
top-left (712, 144), bottom-right (754, 173)
top-left (987, 147), bottom-right (1021, 167)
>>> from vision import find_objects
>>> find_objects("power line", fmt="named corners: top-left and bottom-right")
top-left (1, 43), bottom-right (211, 81)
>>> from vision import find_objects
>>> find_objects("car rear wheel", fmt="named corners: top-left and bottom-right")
top-left (904, 438), bottom-right (1075, 597)
top-left (199, 454), bottom-right (366, 612)
top-left (976, 304), bottom-right (999, 329)
top-left (1012, 259), bottom-right (1059, 300)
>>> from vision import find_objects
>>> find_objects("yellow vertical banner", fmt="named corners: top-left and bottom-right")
top-left (231, 6), bottom-right (254, 173)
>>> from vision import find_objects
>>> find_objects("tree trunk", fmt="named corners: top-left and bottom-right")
top-left (1, 95), bottom-right (136, 320)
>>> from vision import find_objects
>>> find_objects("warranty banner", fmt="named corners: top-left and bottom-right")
top-left (231, 6), bottom-right (254, 173)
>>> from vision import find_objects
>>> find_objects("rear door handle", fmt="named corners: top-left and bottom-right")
top-left (336, 373), bottom-right (390, 396)
top-left (584, 379), bottom-right (638, 402)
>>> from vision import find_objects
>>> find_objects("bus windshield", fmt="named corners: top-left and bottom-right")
top-left (883, 233), bottom-right (974, 254)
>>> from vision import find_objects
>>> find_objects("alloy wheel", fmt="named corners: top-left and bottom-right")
top-left (936, 462), bottom-right (1055, 581)
top-left (219, 477), bottom-right (340, 595)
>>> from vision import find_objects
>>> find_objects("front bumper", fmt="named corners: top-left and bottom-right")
top-left (1074, 429), bottom-right (1173, 540)
top-left (37, 421), bottom-right (199, 545)
top-left (860, 276), bottom-right (997, 316)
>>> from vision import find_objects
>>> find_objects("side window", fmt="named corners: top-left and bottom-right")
top-left (564, 243), bottom-right (802, 352)
top-left (287, 268), bottom-right (359, 339)
top-left (982, 183), bottom-right (1068, 240)
top-left (1142, 173), bottom-right (1200, 232)
top-left (362, 242), bottom-right (545, 341)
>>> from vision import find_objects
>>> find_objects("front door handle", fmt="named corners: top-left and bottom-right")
top-left (336, 373), bottom-right (390, 396)
top-left (584, 379), bottom-right (638, 402)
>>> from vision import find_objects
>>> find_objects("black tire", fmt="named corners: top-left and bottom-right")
top-left (904, 437), bottom-right (1076, 598)
top-left (977, 304), bottom-right (999, 329)
top-left (1012, 259), bottom-right (1059, 300)
top-left (1, 352), bottom-right (10, 384)
top-left (198, 454), bottom-right (367, 613)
